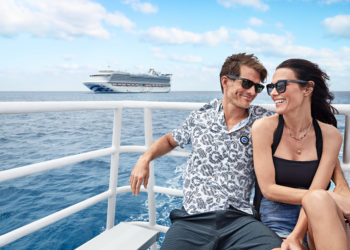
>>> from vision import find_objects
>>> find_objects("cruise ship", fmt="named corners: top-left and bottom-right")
top-left (83, 68), bottom-right (172, 93)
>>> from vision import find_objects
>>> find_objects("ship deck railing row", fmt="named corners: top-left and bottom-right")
top-left (0, 101), bottom-right (349, 249)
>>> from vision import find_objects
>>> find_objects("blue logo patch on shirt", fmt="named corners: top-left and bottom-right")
top-left (240, 136), bottom-right (249, 145)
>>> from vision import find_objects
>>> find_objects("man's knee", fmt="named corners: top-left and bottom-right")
top-left (161, 221), bottom-right (215, 250)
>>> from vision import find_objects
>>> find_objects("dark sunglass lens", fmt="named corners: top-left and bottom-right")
top-left (241, 79), bottom-right (254, 89)
top-left (276, 81), bottom-right (286, 93)
top-left (256, 85), bottom-right (264, 93)
top-left (266, 84), bottom-right (273, 95)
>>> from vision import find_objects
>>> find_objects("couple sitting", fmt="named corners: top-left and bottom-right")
top-left (129, 53), bottom-right (350, 249)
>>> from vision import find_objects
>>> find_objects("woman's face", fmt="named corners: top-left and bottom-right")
top-left (270, 68), bottom-right (306, 114)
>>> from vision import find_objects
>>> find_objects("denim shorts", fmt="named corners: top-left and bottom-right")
top-left (259, 197), bottom-right (301, 238)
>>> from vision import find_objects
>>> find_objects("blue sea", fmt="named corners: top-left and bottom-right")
top-left (1, 91), bottom-right (350, 249)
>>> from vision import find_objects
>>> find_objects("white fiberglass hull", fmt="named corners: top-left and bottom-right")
top-left (83, 82), bottom-right (170, 93)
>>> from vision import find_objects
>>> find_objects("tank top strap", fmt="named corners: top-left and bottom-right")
top-left (271, 115), bottom-right (284, 155)
top-left (313, 118), bottom-right (323, 159)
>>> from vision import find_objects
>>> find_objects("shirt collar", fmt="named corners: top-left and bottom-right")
top-left (218, 100), bottom-right (253, 133)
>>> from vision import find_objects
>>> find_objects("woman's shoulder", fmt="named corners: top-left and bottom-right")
top-left (252, 114), bottom-right (279, 131)
top-left (317, 120), bottom-right (342, 141)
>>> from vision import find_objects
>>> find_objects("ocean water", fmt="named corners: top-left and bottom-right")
top-left (0, 91), bottom-right (349, 249)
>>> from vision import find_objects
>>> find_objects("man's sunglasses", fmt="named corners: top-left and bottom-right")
top-left (266, 79), bottom-right (309, 96)
top-left (226, 75), bottom-right (265, 94)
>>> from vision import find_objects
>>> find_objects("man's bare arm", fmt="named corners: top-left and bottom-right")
top-left (129, 133), bottom-right (178, 195)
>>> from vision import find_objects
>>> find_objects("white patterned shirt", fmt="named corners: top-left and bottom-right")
top-left (172, 99), bottom-right (274, 215)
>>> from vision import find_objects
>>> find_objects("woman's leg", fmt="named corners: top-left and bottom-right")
top-left (302, 190), bottom-right (348, 250)
top-left (306, 226), bottom-right (316, 250)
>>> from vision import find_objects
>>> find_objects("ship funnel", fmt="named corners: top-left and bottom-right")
top-left (148, 68), bottom-right (159, 76)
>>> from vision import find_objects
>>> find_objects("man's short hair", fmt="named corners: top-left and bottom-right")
top-left (219, 53), bottom-right (267, 93)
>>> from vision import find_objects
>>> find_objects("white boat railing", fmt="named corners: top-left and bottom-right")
top-left (0, 101), bottom-right (349, 248)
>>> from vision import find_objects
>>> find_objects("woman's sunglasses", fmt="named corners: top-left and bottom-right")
top-left (226, 75), bottom-right (265, 94)
top-left (266, 79), bottom-right (309, 96)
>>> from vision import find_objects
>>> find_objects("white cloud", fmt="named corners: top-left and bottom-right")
top-left (225, 28), bottom-right (350, 89)
top-left (144, 27), bottom-right (200, 44)
top-left (323, 14), bottom-right (350, 39)
top-left (167, 64), bottom-right (220, 91)
top-left (154, 53), bottom-right (202, 63)
top-left (230, 28), bottom-right (328, 59)
top-left (143, 27), bottom-right (229, 46)
top-left (315, 47), bottom-right (350, 78)
top-left (59, 63), bottom-right (80, 72)
top-left (105, 11), bottom-right (135, 30)
top-left (248, 17), bottom-right (263, 26)
top-left (171, 55), bottom-right (202, 63)
top-left (217, 0), bottom-right (269, 11)
top-left (232, 28), bottom-right (295, 56)
top-left (0, 0), bottom-right (134, 39)
top-left (123, 0), bottom-right (158, 14)
top-left (150, 47), bottom-right (202, 63)
top-left (143, 26), bottom-right (326, 60)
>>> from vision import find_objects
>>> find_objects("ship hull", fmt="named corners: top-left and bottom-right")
top-left (84, 83), bottom-right (171, 93)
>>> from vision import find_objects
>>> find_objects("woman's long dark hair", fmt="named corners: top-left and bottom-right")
top-left (276, 59), bottom-right (338, 127)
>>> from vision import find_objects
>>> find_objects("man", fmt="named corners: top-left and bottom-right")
top-left (130, 53), bottom-right (282, 249)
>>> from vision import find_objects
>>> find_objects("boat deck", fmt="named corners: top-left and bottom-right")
top-left (0, 100), bottom-right (349, 249)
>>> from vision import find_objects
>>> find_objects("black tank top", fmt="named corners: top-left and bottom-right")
top-left (253, 115), bottom-right (323, 213)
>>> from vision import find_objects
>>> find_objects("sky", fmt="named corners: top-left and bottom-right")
top-left (0, 0), bottom-right (350, 92)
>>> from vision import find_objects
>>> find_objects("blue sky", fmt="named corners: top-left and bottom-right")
top-left (0, 0), bottom-right (350, 91)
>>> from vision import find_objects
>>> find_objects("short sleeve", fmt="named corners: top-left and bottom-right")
top-left (251, 105), bottom-right (275, 120)
top-left (171, 111), bottom-right (195, 148)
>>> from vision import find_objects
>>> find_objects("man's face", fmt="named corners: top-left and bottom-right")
top-left (222, 65), bottom-right (261, 109)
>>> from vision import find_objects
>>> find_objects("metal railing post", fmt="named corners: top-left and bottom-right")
top-left (344, 115), bottom-right (350, 164)
top-left (106, 108), bottom-right (123, 229)
top-left (144, 108), bottom-right (157, 250)
top-left (144, 108), bottom-right (156, 226)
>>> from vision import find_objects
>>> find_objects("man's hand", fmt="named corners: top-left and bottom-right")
top-left (129, 156), bottom-right (150, 195)
top-left (281, 237), bottom-right (307, 250)
top-left (129, 133), bottom-right (178, 195)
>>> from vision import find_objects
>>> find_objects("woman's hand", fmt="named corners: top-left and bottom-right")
top-left (333, 184), bottom-right (350, 200)
top-left (328, 190), bottom-right (350, 221)
top-left (281, 237), bottom-right (307, 250)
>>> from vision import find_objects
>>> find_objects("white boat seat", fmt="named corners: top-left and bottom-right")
top-left (76, 222), bottom-right (159, 250)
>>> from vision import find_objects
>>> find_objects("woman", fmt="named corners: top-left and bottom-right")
top-left (252, 58), bottom-right (342, 248)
